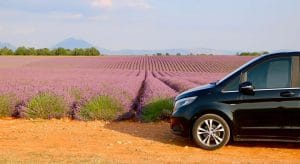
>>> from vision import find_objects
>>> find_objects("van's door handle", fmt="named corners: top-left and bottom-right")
top-left (280, 91), bottom-right (295, 97)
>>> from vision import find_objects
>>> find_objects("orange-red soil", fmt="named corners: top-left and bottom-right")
top-left (0, 119), bottom-right (300, 163)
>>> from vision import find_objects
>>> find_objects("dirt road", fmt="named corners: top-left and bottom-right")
top-left (0, 119), bottom-right (299, 163)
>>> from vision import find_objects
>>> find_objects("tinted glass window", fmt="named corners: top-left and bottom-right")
top-left (297, 56), bottom-right (300, 87)
top-left (223, 75), bottom-right (240, 91)
top-left (246, 57), bottom-right (291, 89)
top-left (293, 56), bottom-right (300, 87)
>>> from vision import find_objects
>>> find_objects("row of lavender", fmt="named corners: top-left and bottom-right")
top-left (0, 61), bottom-right (145, 119)
top-left (0, 56), bottom-right (251, 120)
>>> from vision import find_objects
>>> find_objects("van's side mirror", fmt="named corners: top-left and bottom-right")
top-left (239, 82), bottom-right (255, 95)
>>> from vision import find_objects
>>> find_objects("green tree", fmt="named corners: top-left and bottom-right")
top-left (0, 47), bottom-right (14, 56)
top-left (262, 51), bottom-right (269, 55)
top-left (28, 48), bottom-right (37, 56)
top-left (15, 47), bottom-right (29, 56)
top-left (65, 49), bottom-right (72, 56)
top-left (72, 48), bottom-right (85, 56)
top-left (52, 48), bottom-right (67, 56)
top-left (238, 51), bottom-right (269, 56)
top-left (36, 48), bottom-right (51, 56)
top-left (84, 47), bottom-right (100, 56)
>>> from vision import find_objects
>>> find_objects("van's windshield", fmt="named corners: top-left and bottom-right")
top-left (216, 56), bottom-right (262, 85)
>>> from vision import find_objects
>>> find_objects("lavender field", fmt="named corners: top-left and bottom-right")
top-left (0, 55), bottom-right (252, 120)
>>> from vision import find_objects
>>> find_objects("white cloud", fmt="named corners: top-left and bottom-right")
top-left (126, 0), bottom-right (152, 10)
top-left (91, 0), bottom-right (113, 8)
top-left (89, 0), bottom-right (152, 10)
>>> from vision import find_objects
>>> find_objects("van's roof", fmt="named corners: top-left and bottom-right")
top-left (262, 51), bottom-right (300, 58)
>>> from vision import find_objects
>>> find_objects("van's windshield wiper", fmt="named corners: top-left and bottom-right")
top-left (210, 80), bottom-right (219, 85)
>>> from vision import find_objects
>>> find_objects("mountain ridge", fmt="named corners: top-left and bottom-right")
top-left (52, 38), bottom-right (236, 55)
top-left (1, 38), bottom-right (243, 55)
top-left (53, 38), bottom-right (94, 49)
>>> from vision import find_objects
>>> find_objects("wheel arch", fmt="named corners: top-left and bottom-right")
top-left (190, 108), bottom-right (235, 141)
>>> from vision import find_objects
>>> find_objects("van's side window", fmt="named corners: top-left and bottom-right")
top-left (246, 57), bottom-right (291, 89)
top-left (298, 57), bottom-right (300, 86)
top-left (294, 56), bottom-right (300, 88)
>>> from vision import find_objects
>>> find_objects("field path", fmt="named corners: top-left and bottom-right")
top-left (0, 119), bottom-right (300, 163)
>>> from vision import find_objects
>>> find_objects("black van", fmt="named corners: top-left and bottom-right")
top-left (171, 52), bottom-right (300, 150)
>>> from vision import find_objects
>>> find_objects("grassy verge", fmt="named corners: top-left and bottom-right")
top-left (0, 94), bottom-right (16, 118)
top-left (141, 98), bottom-right (174, 122)
top-left (25, 92), bottom-right (68, 119)
top-left (79, 95), bottom-right (122, 121)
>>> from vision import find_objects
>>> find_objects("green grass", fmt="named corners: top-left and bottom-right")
top-left (141, 98), bottom-right (174, 122)
top-left (0, 94), bottom-right (15, 118)
top-left (70, 88), bottom-right (82, 102)
top-left (79, 95), bottom-right (122, 121)
top-left (25, 92), bottom-right (68, 119)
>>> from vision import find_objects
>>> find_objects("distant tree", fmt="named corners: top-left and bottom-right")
top-left (72, 48), bottom-right (85, 56)
top-left (28, 48), bottom-right (37, 56)
top-left (8, 46), bottom-right (102, 56)
top-left (0, 47), bottom-right (14, 56)
top-left (36, 48), bottom-right (51, 56)
top-left (165, 53), bottom-right (170, 56)
top-left (84, 47), bottom-right (100, 56)
top-left (262, 51), bottom-right (269, 55)
top-left (238, 51), bottom-right (269, 56)
top-left (15, 47), bottom-right (29, 56)
top-left (52, 48), bottom-right (67, 56)
top-left (65, 49), bottom-right (73, 56)
top-left (176, 53), bottom-right (181, 56)
top-left (156, 53), bottom-right (162, 56)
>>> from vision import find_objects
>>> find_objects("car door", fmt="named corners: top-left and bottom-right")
top-left (287, 56), bottom-right (300, 138)
top-left (234, 56), bottom-right (292, 139)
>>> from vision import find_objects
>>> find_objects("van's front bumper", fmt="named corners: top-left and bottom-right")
top-left (170, 116), bottom-right (190, 137)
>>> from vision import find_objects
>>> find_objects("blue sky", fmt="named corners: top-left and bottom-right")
top-left (0, 0), bottom-right (299, 51)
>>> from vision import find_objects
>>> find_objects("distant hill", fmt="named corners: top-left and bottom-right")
top-left (0, 42), bottom-right (15, 50)
top-left (53, 38), bottom-right (94, 49)
top-left (0, 37), bottom-right (237, 55)
top-left (51, 37), bottom-right (236, 55)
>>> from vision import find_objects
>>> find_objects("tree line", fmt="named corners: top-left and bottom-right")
top-left (152, 53), bottom-right (213, 56)
top-left (0, 47), bottom-right (101, 56)
top-left (237, 51), bottom-right (269, 56)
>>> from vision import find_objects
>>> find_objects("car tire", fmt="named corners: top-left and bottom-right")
top-left (192, 114), bottom-right (230, 150)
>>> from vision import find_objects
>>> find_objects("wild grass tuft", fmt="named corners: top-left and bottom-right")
top-left (0, 95), bottom-right (16, 118)
top-left (25, 92), bottom-right (68, 119)
top-left (79, 95), bottom-right (122, 121)
top-left (70, 88), bottom-right (83, 102)
top-left (141, 98), bottom-right (174, 122)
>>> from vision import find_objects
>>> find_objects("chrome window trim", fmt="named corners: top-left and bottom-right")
top-left (254, 87), bottom-right (300, 91)
top-left (221, 87), bottom-right (300, 93)
top-left (221, 90), bottom-right (239, 93)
